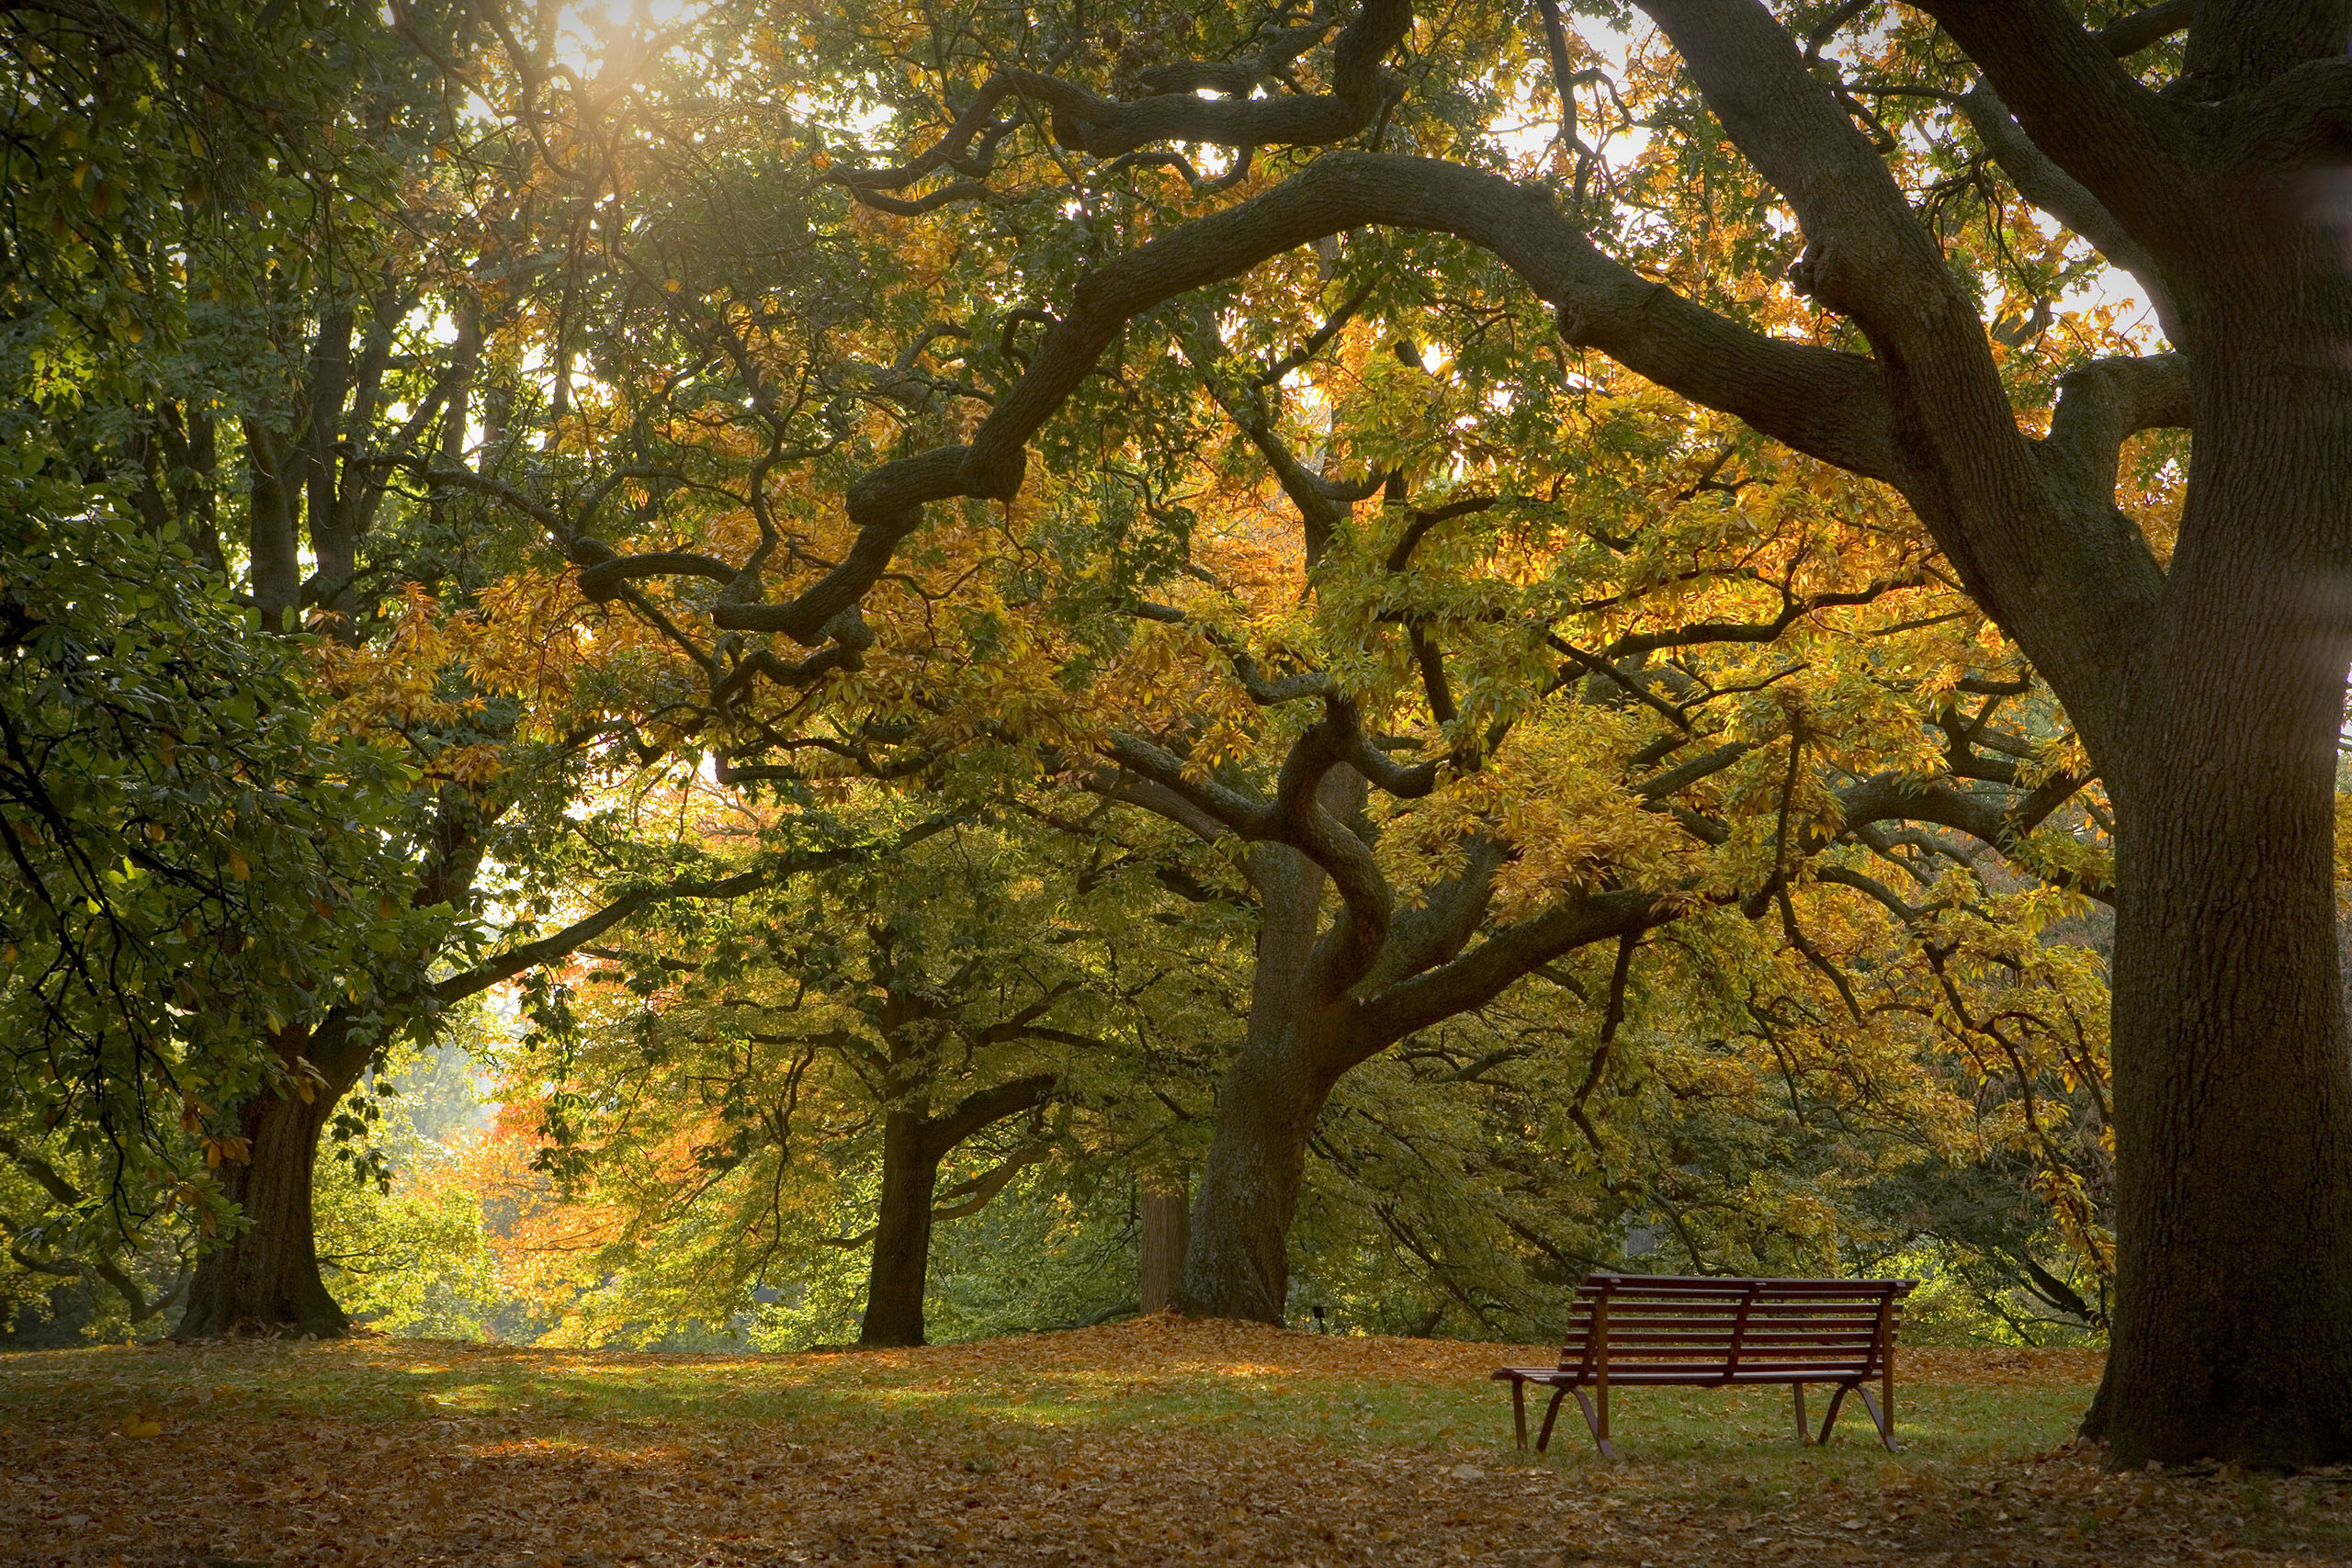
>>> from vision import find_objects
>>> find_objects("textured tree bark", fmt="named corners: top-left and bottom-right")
top-left (1177, 1028), bottom-right (1331, 1324)
top-left (175, 1067), bottom-right (348, 1337)
top-left (243, 419), bottom-right (301, 629)
top-left (1139, 1182), bottom-right (1189, 1314)
top-left (173, 1090), bottom-right (343, 1338)
top-left (2084, 355), bottom-right (2352, 1467)
top-left (859, 1109), bottom-right (940, 1348)
top-left (175, 1017), bottom-right (376, 1338)
top-left (1178, 833), bottom-right (1340, 1324)
top-left (301, 304), bottom-right (359, 621)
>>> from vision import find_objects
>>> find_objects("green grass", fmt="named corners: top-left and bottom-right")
top-left (0, 1333), bottom-right (2084, 1468)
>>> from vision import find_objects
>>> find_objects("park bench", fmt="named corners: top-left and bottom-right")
top-left (1492, 1273), bottom-right (1917, 1458)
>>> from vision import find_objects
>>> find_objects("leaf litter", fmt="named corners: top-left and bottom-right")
top-left (1, 1317), bottom-right (2346, 1565)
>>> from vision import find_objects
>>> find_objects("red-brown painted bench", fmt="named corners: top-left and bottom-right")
top-left (1492, 1273), bottom-right (1917, 1458)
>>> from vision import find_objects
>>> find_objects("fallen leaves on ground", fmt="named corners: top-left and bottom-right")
top-left (0, 1318), bottom-right (2344, 1565)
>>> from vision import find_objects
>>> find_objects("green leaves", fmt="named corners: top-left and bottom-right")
top-left (0, 492), bottom-right (435, 1274)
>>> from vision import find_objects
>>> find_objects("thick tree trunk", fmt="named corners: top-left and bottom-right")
top-left (1178, 832), bottom-right (1340, 1323)
top-left (176, 1019), bottom-right (374, 1339)
top-left (175, 1084), bottom-right (345, 1338)
top-left (859, 1110), bottom-right (939, 1348)
top-left (1177, 1030), bottom-right (1330, 1323)
top-left (1176, 764), bottom-right (1383, 1324)
top-left (2086, 361), bottom-right (2352, 1465)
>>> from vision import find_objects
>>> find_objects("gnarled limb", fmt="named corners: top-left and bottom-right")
top-left (831, 0), bottom-right (1406, 192)
top-left (2041, 353), bottom-right (2191, 506)
top-left (1639, 0), bottom-right (2163, 750)
top-left (1908, 0), bottom-right (2204, 253)
top-left (1954, 83), bottom-right (2178, 338)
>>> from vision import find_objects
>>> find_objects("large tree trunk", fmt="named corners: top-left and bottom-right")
top-left (1177, 1029), bottom-right (1329, 1323)
top-left (859, 1109), bottom-right (939, 1348)
top-left (1178, 835), bottom-right (1337, 1323)
top-left (175, 1084), bottom-right (345, 1338)
top-left (176, 1021), bottom-right (371, 1338)
top-left (2086, 360), bottom-right (2352, 1466)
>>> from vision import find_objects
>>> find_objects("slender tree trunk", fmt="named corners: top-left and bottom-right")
top-left (2086, 360), bottom-right (2352, 1465)
top-left (243, 420), bottom-right (301, 628)
top-left (1139, 1180), bottom-right (1189, 1314)
top-left (302, 305), bottom-right (356, 620)
top-left (859, 1109), bottom-right (939, 1348)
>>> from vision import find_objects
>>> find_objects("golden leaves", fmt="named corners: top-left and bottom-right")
top-left (198, 1134), bottom-right (250, 1168)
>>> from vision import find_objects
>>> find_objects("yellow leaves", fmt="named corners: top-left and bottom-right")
top-left (119, 1410), bottom-right (163, 1438)
top-left (311, 569), bottom-right (617, 758)
top-left (433, 742), bottom-right (505, 786)
top-left (200, 1134), bottom-right (251, 1168)
top-left (292, 1055), bottom-right (326, 1102)
top-left (1391, 705), bottom-right (1694, 919)
top-left (226, 850), bottom-right (250, 881)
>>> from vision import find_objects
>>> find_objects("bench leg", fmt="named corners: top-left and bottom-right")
top-left (1816, 1384), bottom-right (1849, 1446)
top-left (1855, 1384), bottom-right (1900, 1453)
top-left (1537, 1387), bottom-right (1571, 1453)
top-left (1511, 1380), bottom-right (1528, 1450)
top-left (1791, 1382), bottom-right (1808, 1444)
top-left (1572, 1389), bottom-right (1615, 1460)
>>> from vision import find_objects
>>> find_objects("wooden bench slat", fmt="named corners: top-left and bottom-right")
top-left (1565, 1309), bottom-right (1894, 1325)
top-left (1582, 1276), bottom-right (1896, 1293)
top-left (1571, 1325), bottom-right (1900, 1335)
top-left (1559, 1350), bottom-right (1881, 1364)
top-left (1500, 1371), bottom-right (1877, 1387)
top-left (1568, 1333), bottom-right (1879, 1348)
top-left (1571, 1325), bottom-right (1882, 1335)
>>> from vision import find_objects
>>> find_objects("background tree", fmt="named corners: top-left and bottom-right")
top-left (0, 0), bottom-right (810, 1337)
top-left (0, 0), bottom-right (453, 1331)
top-left (499, 793), bottom-right (1231, 1348)
top-left (0, 501), bottom-right (427, 1332)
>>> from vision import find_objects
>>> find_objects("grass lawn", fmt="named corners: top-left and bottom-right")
top-left (3, 1316), bottom-right (2347, 1565)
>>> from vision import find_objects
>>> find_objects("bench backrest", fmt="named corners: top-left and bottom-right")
top-left (1559, 1274), bottom-right (1917, 1382)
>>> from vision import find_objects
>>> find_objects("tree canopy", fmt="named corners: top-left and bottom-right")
top-left (7, 0), bottom-right (2347, 1472)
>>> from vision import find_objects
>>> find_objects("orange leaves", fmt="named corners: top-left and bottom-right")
top-left (198, 1134), bottom-right (250, 1169)
top-left (462, 570), bottom-right (605, 717)
top-left (308, 570), bottom-right (648, 773)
